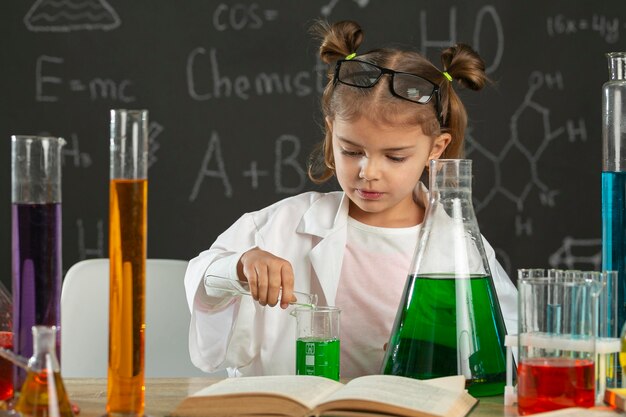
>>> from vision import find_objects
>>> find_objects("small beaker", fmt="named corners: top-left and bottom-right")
top-left (291, 307), bottom-right (340, 381)
top-left (517, 270), bottom-right (600, 415)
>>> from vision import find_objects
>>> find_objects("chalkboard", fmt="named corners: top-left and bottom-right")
top-left (2, 0), bottom-right (625, 289)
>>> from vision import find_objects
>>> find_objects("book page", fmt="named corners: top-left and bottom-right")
top-left (190, 375), bottom-right (344, 409)
top-left (320, 375), bottom-right (473, 415)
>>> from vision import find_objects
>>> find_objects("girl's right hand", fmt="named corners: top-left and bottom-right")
top-left (238, 248), bottom-right (296, 309)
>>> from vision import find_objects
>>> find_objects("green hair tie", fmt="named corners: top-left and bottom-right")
top-left (442, 71), bottom-right (453, 82)
top-left (345, 52), bottom-right (357, 60)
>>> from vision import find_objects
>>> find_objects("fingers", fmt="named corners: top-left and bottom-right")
top-left (280, 264), bottom-right (296, 309)
top-left (239, 248), bottom-right (295, 308)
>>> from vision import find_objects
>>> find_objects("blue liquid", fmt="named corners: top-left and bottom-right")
top-left (602, 171), bottom-right (626, 332)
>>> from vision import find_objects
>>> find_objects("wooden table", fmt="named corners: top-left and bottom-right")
top-left (64, 378), bottom-right (519, 417)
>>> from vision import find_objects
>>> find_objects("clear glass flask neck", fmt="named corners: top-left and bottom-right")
top-left (29, 326), bottom-right (60, 372)
top-left (607, 52), bottom-right (626, 81)
top-left (430, 159), bottom-right (473, 193)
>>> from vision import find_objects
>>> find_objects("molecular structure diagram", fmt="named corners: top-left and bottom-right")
top-left (465, 70), bottom-right (599, 271)
top-left (466, 70), bottom-right (586, 214)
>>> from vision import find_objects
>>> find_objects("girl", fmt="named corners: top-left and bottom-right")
top-left (184, 20), bottom-right (517, 378)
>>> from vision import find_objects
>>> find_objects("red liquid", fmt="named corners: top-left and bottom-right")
top-left (0, 332), bottom-right (13, 401)
top-left (518, 358), bottom-right (595, 415)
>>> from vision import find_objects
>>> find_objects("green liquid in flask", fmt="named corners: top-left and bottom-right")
top-left (383, 274), bottom-right (507, 396)
top-left (296, 337), bottom-right (340, 381)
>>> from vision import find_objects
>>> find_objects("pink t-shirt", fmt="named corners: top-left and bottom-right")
top-left (335, 217), bottom-right (420, 378)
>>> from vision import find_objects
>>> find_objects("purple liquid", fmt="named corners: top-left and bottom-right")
top-left (11, 203), bottom-right (61, 386)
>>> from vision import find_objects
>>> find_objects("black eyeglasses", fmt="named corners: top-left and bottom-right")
top-left (333, 59), bottom-right (443, 125)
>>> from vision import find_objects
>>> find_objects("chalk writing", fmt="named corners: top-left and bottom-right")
top-left (212, 3), bottom-right (278, 31)
top-left (190, 131), bottom-right (232, 200)
top-left (77, 218), bottom-right (105, 260)
top-left (243, 161), bottom-right (269, 190)
top-left (24, 0), bottom-right (120, 32)
top-left (186, 47), bottom-right (321, 101)
top-left (148, 121), bottom-right (164, 169)
top-left (547, 14), bottom-right (620, 43)
top-left (36, 55), bottom-right (135, 102)
top-left (549, 237), bottom-right (602, 270)
top-left (320, 0), bottom-right (369, 17)
top-left (275, 134), bottom-right (306, 194)
top-left (467, 71), bottom-right (586, 224)
top-left (420, 6), bottom-right (504, 74)
top-left (189, 131), bottom-right (306, 200)
top-left (62, 134), bottom-right (92, 168)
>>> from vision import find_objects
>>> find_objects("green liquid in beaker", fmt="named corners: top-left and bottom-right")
top-left (383, 274), bottom-right (507, 396)
top-left (296, 337), bottom-right (340, 381)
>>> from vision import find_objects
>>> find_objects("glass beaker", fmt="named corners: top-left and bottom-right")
top-left (0, 282), bottom-right (13, 403)
top-left (517, 271), bottom-right (600, 415)
top-left (11, 135), bottom-right (65, 388)
top-left (15, 326), bottom-right (73, 417)
top-left (381, 159), bottom-right (507, 397)
top-left (291, 307), bottom-right (340, 381)
top-left (602, 52), bottom-right (626, 349)
top-left (107, 109), bottom-right (148, 416)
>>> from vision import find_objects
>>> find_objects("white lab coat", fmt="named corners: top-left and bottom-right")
top-left (184, 187), bottom-right (518, 376)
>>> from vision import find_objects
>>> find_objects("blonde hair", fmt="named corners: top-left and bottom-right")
top-left (308, 20), bottom-right (489, 183)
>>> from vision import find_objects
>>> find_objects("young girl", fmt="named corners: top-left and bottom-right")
top-left (184, 20), bottom-right (517, 378)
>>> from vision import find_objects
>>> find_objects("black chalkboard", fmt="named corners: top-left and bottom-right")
top-left (2, 0), bottom-right (625, 289)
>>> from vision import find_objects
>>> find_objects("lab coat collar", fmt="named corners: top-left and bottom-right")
top-left (297, 182), bottom-right (429, 305)
top-left (296, 182), bottom-right (429, 237)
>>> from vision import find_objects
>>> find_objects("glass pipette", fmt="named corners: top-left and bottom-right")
top-left (204, 274), bottom-right (317, 308)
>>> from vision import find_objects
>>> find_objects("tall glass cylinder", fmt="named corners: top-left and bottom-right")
top-left (603, 52), bottom-right (626, 337)
top-left (107, 109), bottom-right (148, 416)
top-left (11, 135), bottom-right (65, 387)
top-left (381, 159), bottom-right (507, 397)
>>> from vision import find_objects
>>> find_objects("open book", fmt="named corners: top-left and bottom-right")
top-left (171, 374), bottom-right (476, 417)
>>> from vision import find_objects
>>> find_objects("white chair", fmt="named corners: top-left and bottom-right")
top-left (60, 258), bottom-right (207, 377)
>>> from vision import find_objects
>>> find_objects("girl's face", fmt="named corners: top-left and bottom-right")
top-left (329, 115), bottom-right (450, 227)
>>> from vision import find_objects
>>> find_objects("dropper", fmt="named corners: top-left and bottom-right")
top-left (204, 274), bottom-right (317, 308)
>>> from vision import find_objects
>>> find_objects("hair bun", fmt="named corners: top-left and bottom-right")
top-left (312, 20), bottom-right (364, 65)
top-left (440, 43), bottom-right (488, 91)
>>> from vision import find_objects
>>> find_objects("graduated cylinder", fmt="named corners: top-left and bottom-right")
top-left (107, 109), bottom-right (148, 416)
top-left (11, 135), bottom-right (65, 388)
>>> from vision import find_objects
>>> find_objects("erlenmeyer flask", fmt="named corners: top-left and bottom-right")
top-left (381, 159), bottom-right (507, 397)
top-left (14, 326), bottom-right (74, 417)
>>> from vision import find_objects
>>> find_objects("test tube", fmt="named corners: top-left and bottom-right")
top-left (204, 274), bottom-right (317, 308)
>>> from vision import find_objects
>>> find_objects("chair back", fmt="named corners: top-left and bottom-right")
top-left (60, 258), bottom-right (207, 377)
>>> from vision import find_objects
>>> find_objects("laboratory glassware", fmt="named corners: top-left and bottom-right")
top-left (381, 159), bottom-right (507, 397)
top-left (14, 326), bottom-right (73, 417)
top-left (603, 52), bottom-right (626, 343)
top-left (517, 270), bottom-right (600, 415)
top-left (204, 274), bottom-right (318, 308)
top-left (107, 109), bottom-right (148, 416)
top-left (11, 135), bottom-right (65, 388)
top-left (0, 282), bottom-right (13, 402)
top-left (291, 306), bottom-right (340, 380)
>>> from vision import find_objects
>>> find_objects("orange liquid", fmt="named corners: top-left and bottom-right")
top-left (107, 179), bottom-right (147, 415)
top-left (15, 369), bottom-right (74, 417)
